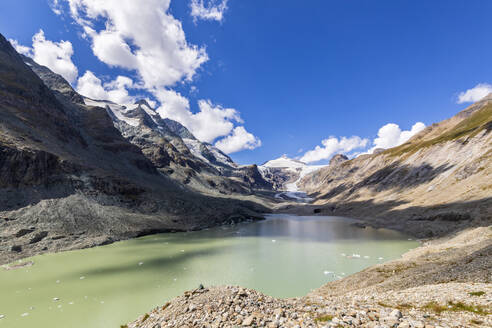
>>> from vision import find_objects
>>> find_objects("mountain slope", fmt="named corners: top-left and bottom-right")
top-left (298, 97), bottom-right (492, 237)
top-left (0, 34), bottom-right (267, 264)
top-left (81, 96), bottom-right (272, 195)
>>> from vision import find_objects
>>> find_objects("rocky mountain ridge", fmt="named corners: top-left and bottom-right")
top-left (0, 34), bottom-right (269, 264)
top-left (83, 96), bottom-right (272, 195)
top-left (297, 95), bottom-right (492, 237)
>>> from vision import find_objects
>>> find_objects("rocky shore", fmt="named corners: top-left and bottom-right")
top-left (127, 226), bottom-right (491, 328)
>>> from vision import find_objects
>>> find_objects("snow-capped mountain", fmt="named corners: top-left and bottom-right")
top-left (259, 155), bottom-right (325, 192)
top-left (83, 97), bottom-right (270, 194)
top-left (84, 98), bottom-right (236, 169)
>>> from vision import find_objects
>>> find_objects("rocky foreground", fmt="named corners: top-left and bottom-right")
top-left (127, 227), bottom-right (491, 328)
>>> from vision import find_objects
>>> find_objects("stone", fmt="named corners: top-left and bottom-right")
top-left (273, 308), bottom-right (284, 318)
top-left (389, 309), bottom-right (402, 319)
top-left (381, 316), bottom-right (399, 327)
top-left (242, 315), bottom-right (254, 326)
top-left (367, 312), bottom-right (379, 321)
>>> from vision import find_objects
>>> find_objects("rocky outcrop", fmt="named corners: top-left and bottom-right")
top-left (329, 154), bottom-right (348, 167)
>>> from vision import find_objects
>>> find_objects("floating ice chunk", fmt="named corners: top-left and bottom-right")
top-left (68, 302), bottom-right (74, 305)
top-left (29, 306), bottom-right (34, 310)
top-left (377, 257), bottom-right (384, 260)
top-left (56, 280), bottom-right (60, 284)
top-left (80, 276), bottom-right (85, 280)
top-left (271, 239), bottom-right (276, 243)
top-left (341, 272), bottom-right (346, 275)
top-left (21, 313), bottom-right (29, 317)
top-left (138, 262), bottom-right (144, 266)
top-left (0, 314), bottom-right (4, 319)
top-left (173, 278), bottom-right (177, 281)
top-left (57, 305), bottom-right (62, 309)
top-left (180, 250), bottom-right (185, 252)
top-left (352, 253), bottom-right (361, 258)
top-left (53, 297), bottom-right (60, 301)
top-left (323, 271), bottom-right (333, 275)
top-left (363, 256), bottom-right (370, 259)
top-left (341, 253), bottom-right (346, 257)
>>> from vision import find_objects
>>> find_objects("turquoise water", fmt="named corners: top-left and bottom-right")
top-left (0, 214), bottom-right (418, 328)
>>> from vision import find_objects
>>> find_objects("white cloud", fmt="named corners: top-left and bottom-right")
top-left (9, 39), bottom-right (32, 56)
top-left (300, 136), bottom-right (369, 164)
top-left (457, 83), bottom-right (492, 104)
top-left (54, 0), bottom-right (260, 153)
top-left (10, 30), bottom-right (78, 84)
top-left (57, 0), bottom-right (208, 89)
top-left (76, 70), bottom-right (135, 104)
top-left (155, 90), bottom-right (247, 143)
top-left (190, 0), bottom-right (228, 22)
top-left (369, 122), bottom-right (425, 152)
top-left (215, 126), bottom-right (261, 154)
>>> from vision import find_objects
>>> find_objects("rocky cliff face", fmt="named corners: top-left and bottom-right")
top-left (298, 97), bottom-right (492, 236)
top-left (0, 34), bottom-right (267, 264)
top-left (82, 95), bottom-right (272, 195)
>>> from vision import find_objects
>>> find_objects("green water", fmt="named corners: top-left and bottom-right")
top-left (0, 214), bottom-right (418, 328)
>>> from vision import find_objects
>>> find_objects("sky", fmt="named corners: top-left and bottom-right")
top-left (1, 0), bottom-right (491, 165)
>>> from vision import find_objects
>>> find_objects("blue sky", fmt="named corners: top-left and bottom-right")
top-left (1, 0), bottom-right (491, 165)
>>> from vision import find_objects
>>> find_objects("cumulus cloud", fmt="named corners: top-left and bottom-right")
top-left (57, 0), bottom-right (208, 89)
top-left (457, 83), bottom-right (492, 104)
top-left (155, 90), bottom-right (245, 143)
top-left (53, 0), bottom-right (259, 153)
top-left (76, 71), bottom-right (135, 104)
top-left (9, 39), bottom-right (32, 56)
top-left (300, 136), bottom-right (369, 164)
top-left (10, 30), bottom-right (78, 83)
top-left (215, 126), bottom-right (261, 154)
top-left (369, 122), bottom-right (425, 152)
top-left (190, 0), bottom-right (228, 22)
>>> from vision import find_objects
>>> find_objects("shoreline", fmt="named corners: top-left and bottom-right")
top-left (2, 205), bottom-right (490, 327)
top-left (126, 225), bottom-right (491, 327)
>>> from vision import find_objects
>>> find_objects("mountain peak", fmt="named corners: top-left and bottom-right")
top-left (134, 99), bottom-right (152, 108)
top-left (262, 156), bottom-right (306, 168)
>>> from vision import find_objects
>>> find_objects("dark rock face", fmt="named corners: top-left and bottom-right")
top-left (0, 34), bottom-right (268, 264)
top-left (329, 154), bottom-right (348, 167)
top-left (164, 118), bottom-right (196, 140)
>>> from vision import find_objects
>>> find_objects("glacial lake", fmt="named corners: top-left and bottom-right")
top-left (0, 214), bottom-right (418, 328)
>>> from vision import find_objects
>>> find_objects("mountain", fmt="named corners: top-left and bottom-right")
top-left (258, 155), bottom-right (325, 191)
top-left (298, 96), bottom-right (492, 237)
top-left (82, 95), bottom-right (272, 195)
top-left (0, 34), bottom-right (268, 264)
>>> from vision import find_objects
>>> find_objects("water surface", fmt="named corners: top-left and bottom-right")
top-left (0, 214), bottom-right (418, 328)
